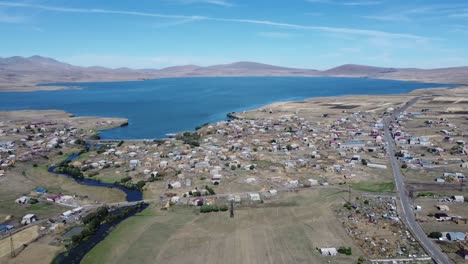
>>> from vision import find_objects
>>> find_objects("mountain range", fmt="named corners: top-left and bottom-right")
top-left (1, 55), bottom-right (467, 91)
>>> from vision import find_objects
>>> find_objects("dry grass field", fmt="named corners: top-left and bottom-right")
top-left (82, 189), bottom-right (363, 264)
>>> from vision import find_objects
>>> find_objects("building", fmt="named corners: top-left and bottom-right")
top-left (453, 196), bottom-right (464, 203)
top-left (47, 194), bottom-right (64, 202)
top-left (0, 225), bottom-right (13, 234)
top-left (339, 141), bottom-right (365, 150)
top-left (367, 163), bottom-right (388, 169)
top-left (320, 248), bottom-right (337, 256)
top-left (15, 196), bottom-right (31, 204)
top-left (446, 232), bottom-right (465, 241)
top-left (248, 193), bottom-right (261, 201)
top-left (308, 179), bottom-right (318, 185)
top-left (129, 159), bottom-right (140, 168)
top-left (191, 197), bottom-right (204, 206)
top-left (437, 205), bottom-right (450, 211)
top-left (435, 213), bottom-right (452, 221)
top-left (211, 175), bottom-right (221, 184)
top-left (34, 188), bottom-right (47, 194)
top-left (170, 196), bottom-right (180, 204)
top-left (21, 214), bottom-right (37, 225)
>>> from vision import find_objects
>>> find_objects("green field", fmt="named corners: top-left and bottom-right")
top-left (82, 189), bottom-right (363, 264)
top-left (351, 181), bottom-right (395, 193)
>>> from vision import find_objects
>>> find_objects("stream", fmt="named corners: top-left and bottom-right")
top-left (49, 152), bottom-right (145, 263)
top-left (48, 153), bottom-right (143, 202)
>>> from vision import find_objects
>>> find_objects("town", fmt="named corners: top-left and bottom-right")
top-left (0, 88), bottom-right (467, 264)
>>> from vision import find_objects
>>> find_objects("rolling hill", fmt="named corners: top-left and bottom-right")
top-left (1, 55), bottom-right (467, 91)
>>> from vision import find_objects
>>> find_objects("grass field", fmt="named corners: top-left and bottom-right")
top-left (82, 189), bottom-right (363, 264)
top-left (0, 225), bottom-right (40, 259)
top-left (351, 181), bottom-right (395, 193)
top-left (0, 160), bottom-right (125, 221)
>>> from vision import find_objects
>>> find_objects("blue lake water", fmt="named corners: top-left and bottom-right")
top-left (0, 77), bottom-right (451, 139)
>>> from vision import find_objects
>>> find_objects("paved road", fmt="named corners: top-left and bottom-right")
top-left (383, 97), bottom-right (452, 264)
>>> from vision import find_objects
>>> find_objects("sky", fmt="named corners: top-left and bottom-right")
top-left (1, 0), bottom-right (468, 69)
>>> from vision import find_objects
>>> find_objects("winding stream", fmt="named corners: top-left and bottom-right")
top-left (48, 153), bottom-right (143, 202)
top-left (49, 152), bottom-right (144, 263)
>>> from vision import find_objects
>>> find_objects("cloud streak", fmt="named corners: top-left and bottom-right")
top-left (307, 0), bottom-right (382, 6)
top-left (0, 1), bottom-right (428, 40)
top-left (0, 11), bottom-right (26, 23)
top-left (181, 0), bottom-right (234, 7)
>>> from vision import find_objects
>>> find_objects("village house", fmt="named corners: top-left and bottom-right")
top-left (15, 196), bottom-right (31, 204)
top-left (320, 248), bottom-right (337, 256)
top-left (452, 195), bottom-right (465, 203)
top-left (437, 205), bottom-right (450, 211)
top-left (446, 232), bottom-right (466, 241)
top-left (248, 193), bottom-right (261, 201)
top-left (435, 213), bottom-right (452, 221)
top-left (21, 214), bottom-right (37, 225)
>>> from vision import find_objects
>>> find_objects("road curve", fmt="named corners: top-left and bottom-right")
top-left (384, 97), bottom-right (452, 264)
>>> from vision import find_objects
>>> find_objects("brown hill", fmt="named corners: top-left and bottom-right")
top-left (0, 55), bottom-right (467, 91)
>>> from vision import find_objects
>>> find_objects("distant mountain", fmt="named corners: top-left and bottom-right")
top-left (0, 55), bottom-right (467, 91)
top-left (322, 64), bottom-right (397, 76)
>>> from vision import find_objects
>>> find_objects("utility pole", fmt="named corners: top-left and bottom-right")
top-left (348, 185), bottom-right (351, 203)
top-left (230, 200), bottom-right (234, 218)
top-left (10, 230), bottom-right (15, 258)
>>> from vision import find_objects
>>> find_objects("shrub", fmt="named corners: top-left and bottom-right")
top-left (220, 205), bottom-right (228, 211)
top-left (205, 186), bottom-right (215, 195)
top-left (428, 232), bottom-right (442, 239)
top-left (401, 164), bottom-right (408, 169)
top-left (338, 247), bottom-right (352, 255)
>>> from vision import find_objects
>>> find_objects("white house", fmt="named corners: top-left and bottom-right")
top-left (170, 181), bottom-right (182, 189)
top-left (15, 196), bottom-right (31, 204)
top-left (367, 163), bottom-right (388, 169)
top-left (308, 179), bottom-right (318, 186)
top-left (268, 189), bottom-right (278, 196)
top-left (437, 205), bottom-right (450, 211)
top-left (129, 159), bottom-right (140, 168)
top-left (170, 196), bottom-right (180, 204)
top-left (453, 196), bottom-right (464, 202)
top-left (21, 214), bottom-right (37, 225)
top-left (320, 248), bottom-right (337, 256)
top-left (248, 193), bottom-right (261, 201)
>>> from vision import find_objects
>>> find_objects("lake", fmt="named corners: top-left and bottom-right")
top-left (0, 77), bottom-right (451, 139)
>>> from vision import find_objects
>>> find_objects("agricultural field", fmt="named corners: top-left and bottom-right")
top-left (82, 189), bottom-right (364, 264)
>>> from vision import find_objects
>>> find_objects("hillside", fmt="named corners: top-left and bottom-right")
top-left (1, 55), bottom-right (467, 91)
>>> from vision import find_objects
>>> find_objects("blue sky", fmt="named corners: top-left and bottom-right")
top-left (1, 0), bottom-right (468, 69)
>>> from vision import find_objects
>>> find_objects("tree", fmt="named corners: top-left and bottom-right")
top-left (136, 180), bottom-right (146, 190)
top-left (205, 186), bottom-right (215, 195)
top-left (401, 164), bottom-right (408, 169)
top-left (428, 232), bottom-right (442, 239)
top-left (338, 247), bottom-right (352, 255)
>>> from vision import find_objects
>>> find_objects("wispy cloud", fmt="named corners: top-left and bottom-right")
top-left (361, 14), bottom-right (410, 22)
top-left (0, 11), bottom-right (26, 23)
top-left (307, 0), bottom-right (382, 6)
top-left (0, 1), bottom-right (428, 40)
top-left (181, 0), bottom-right (234, 7)
top-left (257, 32), bottom-right (293, 39)
top-left (363, 3), bottom-right (468, 23)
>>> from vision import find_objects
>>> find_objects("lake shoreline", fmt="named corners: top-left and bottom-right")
top-left (0, 75), bottom-right (463, 93)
